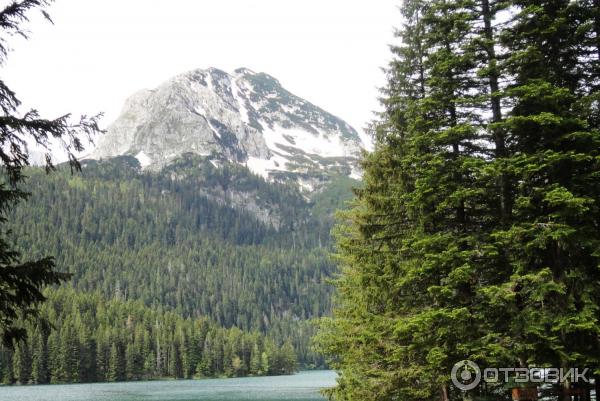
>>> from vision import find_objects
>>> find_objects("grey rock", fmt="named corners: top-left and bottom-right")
top-left (91, 67), bottom-right (364, 191)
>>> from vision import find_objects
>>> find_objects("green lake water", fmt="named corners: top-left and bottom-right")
top-left (0, 370), bottom-right (336, 401)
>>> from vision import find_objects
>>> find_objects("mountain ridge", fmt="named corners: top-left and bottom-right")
top-left (91, 67), bottom-right (364, 192)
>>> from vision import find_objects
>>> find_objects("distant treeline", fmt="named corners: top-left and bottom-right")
top-left (0, 287), bottom-right (297, 384)
top-left (7, 156), bottom-right (356, 370)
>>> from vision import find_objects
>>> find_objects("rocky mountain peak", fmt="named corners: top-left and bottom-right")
top-left (91, 67), bottom-right (364, 191)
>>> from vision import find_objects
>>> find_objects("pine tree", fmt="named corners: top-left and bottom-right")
top-left (199, 332), bottom-right (214, 377)
top-left (144, 350), bottom-right (156, 378)
top-left (317, 0), bottom-right (600, 400)
top-left (486, 0), bottom-right (600, 383)
top-left (179, 329), bottom-right (192, 378)
top-left (0, 275), bottom-right (303, 385)
top-left (0, 0), bottom-right (101, 346)
top-left (187, 329), bottom-right (201, 378)
top-left (31, 329), bottom-right (48, 384)
top-left (279, 342), bottom-right (297, 375)
top-left (125, 343), bottom-right (137, 381)
top-left (168, 341), bottom-right (183, 379)
top-left (250, 343), bottom-right (261, 375)
top-left (12, 341), bottom-right (30, 384)
top-left (260, 352), bottom-right (269, 376)
top-left (95, 330), bottom-right (109, 382)
top-left (59, 320), bottom-right (80, 383)
top-left (222, 338), bottom-right (234, 376)
top-left (47, 330), bottom-right (61, 383)
top-left (0, 348), bottom-right (14, 384)
top-left (213, 334), bottom-right (224, 375)
top-left (78, 325), bottom-right (95, 382)
top-left (108, 342), bottom-right (124, 382)
top-left (231, 355), bottom-right (246, 377)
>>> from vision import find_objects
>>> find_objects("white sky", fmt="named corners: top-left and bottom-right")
top-left (2, 0), bottom-right (400, 150)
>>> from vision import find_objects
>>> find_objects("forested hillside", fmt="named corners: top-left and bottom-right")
top-left (0, 287), bottom-right (297, 384)
top-left (1, 154), bottom-right (356, 380)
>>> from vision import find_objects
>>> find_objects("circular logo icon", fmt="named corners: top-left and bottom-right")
top-left (451, 360), bottom-right (481, 391)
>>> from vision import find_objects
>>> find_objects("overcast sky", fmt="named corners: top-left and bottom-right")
top-left (2, 0), bottom-right (400, 149)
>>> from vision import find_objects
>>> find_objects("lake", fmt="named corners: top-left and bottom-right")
top-left (0, 370), bottom-right (336, 401)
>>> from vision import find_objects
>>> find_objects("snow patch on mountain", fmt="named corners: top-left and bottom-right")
top-left (135, 151), bottom-right (153, 168)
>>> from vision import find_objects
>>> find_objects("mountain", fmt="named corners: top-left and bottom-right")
top-left (91, 67), bottom-right (363, 192)
top-left (0, 68), bottom-right (364, 384)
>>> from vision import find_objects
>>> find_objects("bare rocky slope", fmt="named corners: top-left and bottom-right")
top-left (91, 67), bottom-right (364, 192)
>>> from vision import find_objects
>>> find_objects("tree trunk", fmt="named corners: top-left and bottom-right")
top-left (562, 358), bottom-right (572, 401)
top-left (594, 0), bottom-right (600, 62)
top-left (481, 0), bottom-right (511, 224)
top-left (441, 383), bottom-right (450, 401)
top-left (445, 39), bottom-right (466, 228)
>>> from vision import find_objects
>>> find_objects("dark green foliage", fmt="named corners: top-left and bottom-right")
top-left (0, 0), bottom-right (102, 346)
top-left (0, 287), bottom-right (299, 383)
top-left (6, 155), bottom-right (353, 375)
top-left (31, 328), bottom-right (48, 383)
top-left (317, 1), bottom-right (600, 400)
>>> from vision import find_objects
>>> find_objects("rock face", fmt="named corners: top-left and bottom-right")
top-left (91, 67), bottom-right (363, 191)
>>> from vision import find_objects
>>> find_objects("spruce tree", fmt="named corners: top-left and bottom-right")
top-left (31, 329), bottom-right (48, 384)
top-left (250, 343), bottom-right (261, 375)
top-left (260, 351), bottom-right (269, 375)
top-left (280, 342), bottom-right (297, 375)
top-left (47, 330), bottom-right (61, 383)
top-left (199, 332), bottom-right (214, 376)
top-left (317, 1), bottom-right (600, 400)
top-left (12, 341), bottom-right (30, 384)
top-left (108, 342), bottom-right (125, 382)
top-left (0, 0), bottom-right (101, 346)
top-left (59, 320), bottom-right (80, 383)
top-left (125, 343), bottom-right (137, 381)
top-left (485, 0), bottom-right (600, 382)
top-left (95, 330), bottom-right (109, 382)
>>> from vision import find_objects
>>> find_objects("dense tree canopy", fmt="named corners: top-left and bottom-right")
top-left (0, 0), bottom-right (356, 375)
top-left (317, 1), bottom-right (600, 400)
top-left (0, 287), bottom-right (297, 384)
top-left (5, 155), bottom-right (356, 375)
